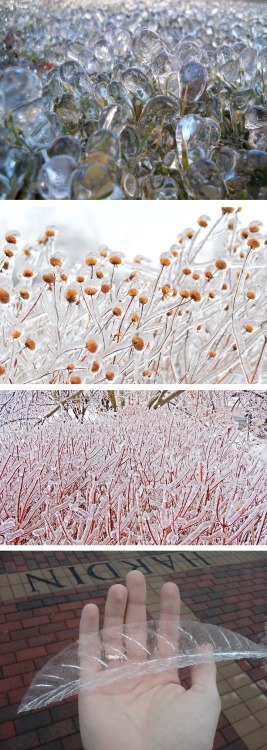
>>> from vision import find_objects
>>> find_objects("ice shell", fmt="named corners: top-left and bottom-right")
top-left (132, 28), bottom-right (164, 65)
top-left (185, 158), bottom-right (224, 199)
top-left (176, 115), bottom-right (221, 166)
top-left (38, 155), bottom-right (76, 199)
top-left (178, 61), bottom-right (207, 103)
top-left (1, 68), bottom-right (42, 112)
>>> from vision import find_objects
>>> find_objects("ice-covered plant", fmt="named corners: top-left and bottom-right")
top-left (0, 390), bottom-right (266, 545)
top-left (1, 0), bottom-right (267, 199)
top-left (0, 208), bottom-right (266, 383)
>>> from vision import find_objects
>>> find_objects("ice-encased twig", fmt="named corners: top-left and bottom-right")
top-left (18, 620), bottom-right (267, 713)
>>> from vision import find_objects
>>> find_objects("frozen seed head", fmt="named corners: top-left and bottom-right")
top-left (85, 255), bottom-right (98, 267)
top-left (23, 248), bottom-right (32, 256)
top-left (60, 273), bottom-right (68, 282)
top-left (139, 294), bottom-right (149, 305)
top-left (209, 291), bottom-right (216, 299)
top-left (180, 289), bottom-right (190, 298)
top-left (198, 215), bottom-right (210, 228)
top-left (76, 275), bottom-right (85, 283)
top-left (0, 364), bottom-right (6, 376)
top-left (70, 375), bottom-right (82, 384)
top-left (19, 290), bottom-right (30, 300)
top-left (86, 338), bottom-right (98, 354)
top-left (131, 313), bottom-right (140, 323)
top-left (186, 230), bottom-right (195, 239)
top-left (205, 270), bottom-right (213, 280)
top-left (209, 350), bottom-right (217, 358)
top-left (106, 369), bottom-right (115, 381)
top-left (0, 288), bottom-right (10, 304)
top-left (84, 286), bottom-right (98, 296)
top-left (101, 283), bottom-right (111, 294)
top-left (246, 290), bottom-right (256, 300)
top-left (127, 286), bottom-right (139, 297)
top-left (161, 284), bottom-right (172, 296)
top-left (182, 267), bottom-right (191, 275)
top-left (4, 246), bottom-right (14, 258)
top-left (233, 343), bottom-right (237, 351)
top-left (192, 273), bottom-right (200, 280)
top-left (96, 270), bottom-right (104, 279)
top-left (244, 324), bottom-right (254, 333)
top-left (3, 261), bottom-right (9, 270)
top-left (215, 259), bottom-right (227, 270)
top-left (25, 337), bottom-right (36, 350)
top-left (10, 329), bottom-right (21, 339)
top-left (21, 269), bottom-right (34, 278)
top-left (45, 227), bottom-right (56, 238)
top-left (112, 307), bottom-right (122, 316)
top-left (65, 287), bottom-right (78, 303)
top-left (109, 253), bottom-right (123, 266)
top-left (249, 222), bottom-right (262, 233)
top-left (5, 233), bottom-right (18, 244)
top-left (66, 363), bottom-right (75, 370)
top-left (221, 207), bottom-right (235, 214)
top-left (132, 335), bottom-right (145, 351)
top-left (247, 237), bottom-right (261, 249)
top-left (49, 255), bottom-right (63, 267)
top-left (91, 360), bottom-right (100, 373)
top-left (143, 370), bottom-right (151, 377)
top-left (42, 272), bottom-right (55, 284)
top-left (190, 290), bottom-right (202, 302)
top-left (160, 253), bottom-right (173, 267)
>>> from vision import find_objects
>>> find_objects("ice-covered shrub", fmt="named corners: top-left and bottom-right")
top-left (0, 208), bottom-right (266, 383)
top-left (1, 398), bottom-right (266, 545)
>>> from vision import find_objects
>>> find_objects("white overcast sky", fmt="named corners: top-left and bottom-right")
top-left (0, 201), bottom-right (265, 264)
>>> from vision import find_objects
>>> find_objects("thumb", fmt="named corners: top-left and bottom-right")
top-left (190, 643), bottom-right (219, 697)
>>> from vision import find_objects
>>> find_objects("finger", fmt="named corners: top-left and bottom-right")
top-left (190, 644), bottom-right (218, 694)
top-left (102, 584), bottom-right (128, 662)
top-left (124, 571), bottom-right (148, 659)
top-left (79, 603), bottom-right (100, 676)
top-left (158, 582), bottom-right (180, 656)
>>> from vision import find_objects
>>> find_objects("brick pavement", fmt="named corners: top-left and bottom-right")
top-left (0, 551), bottom-right (266, 750)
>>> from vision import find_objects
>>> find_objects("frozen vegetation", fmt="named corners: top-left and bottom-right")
top-left (0, 390), bottom-right (266, 546)
top-left (0, 208), bottom-right (267, 384)
top-left (0, 0), bottom-right (267, 199)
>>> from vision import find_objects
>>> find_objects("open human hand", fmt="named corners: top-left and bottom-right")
top-left (78, 571), bottom-right (221, 750)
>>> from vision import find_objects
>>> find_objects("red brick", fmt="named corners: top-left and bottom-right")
top-left (16, 646), bottom-right (47, 662)
top-left (66, 618), bottom-right (80, 629)
top-left (62, 733), bottom-right (82, 750)
top-left (0, 620), bottom-right (21, 634)
top-left (7, 686), bottom-right (26, 705)
top-left (27, 633), bottom-right (56, 648)
top-left (3, 660), bottom-right (35, 678)
top-left (23, 615), bottom-right (49, 628)
top-left (1, 675), bottom-right (24, 693)
top-left (0, 652), bottom-right (16, 666)
top-left (38, 717), bottom-right (75, 742)
top-left (1, 720), bottom-right (16, 739)
top-left (50, 610), bottom-right (76, 623)
top-left (59, 601), bottom-right (82, 612)
top-left (213, 731), bottom-right (227, 750)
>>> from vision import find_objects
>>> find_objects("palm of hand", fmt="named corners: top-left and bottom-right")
top-left (78, 573), bottom-right (221, 750)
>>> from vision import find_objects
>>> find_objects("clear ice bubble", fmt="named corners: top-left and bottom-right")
top-left (38, 155), bottom-right (76, 199)
top-left (71, 163), bottom-right (116, 199)
top-left (85, 129), bottom-right (120, 161)
top-left (178, 61), bottom-right (207, 103)
top-left (1, 67), bottom-right (42, 112)
top-left (176, 114), bottom-right (221, 167)
top-left (185, 158), bottom-right (224, 198)
top-left (47, 135), bottom-right (81, 161)
top-left (132, 28), bottom-right (165, 65)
